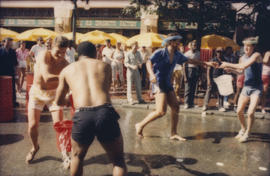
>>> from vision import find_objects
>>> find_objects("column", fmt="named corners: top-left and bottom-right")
top-left (54, 2), bottom-right (73, 33)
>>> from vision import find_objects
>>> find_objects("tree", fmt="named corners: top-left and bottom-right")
top-left (122, 0), bottom-right (236, 45)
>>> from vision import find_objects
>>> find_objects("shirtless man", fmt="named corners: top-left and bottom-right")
top-left (26, 36), bottom-right (70, 166)
top-left (135, 33), bottom-right (218, 141)
top-left (55, 41), bottom-right (127, 176)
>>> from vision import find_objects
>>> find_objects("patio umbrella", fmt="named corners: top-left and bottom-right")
top-left (201, 34), bottom-right (240, 51)
top-left (78, 30), bottom-right (116, 45)
top-left (17, 28), bottom-right (57, 41)
top-left (109, 33), bottom-right (128, 44)
top-left (126, 32), bottom-right (167, 47)
top-left (0, 28), bottom-right (19, 41)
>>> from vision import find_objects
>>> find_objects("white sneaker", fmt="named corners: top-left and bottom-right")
top-left (202, 105), bottom-right (207, 111)
top-left (218, 107), bottom-right (226, 112)
top-left (184, 104), bottom-right (189, 109)
top-left (235, 129), bottom-right (245, 139)
top-left (238, 133), bottom-right (249, 143)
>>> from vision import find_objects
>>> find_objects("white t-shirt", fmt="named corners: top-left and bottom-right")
top-left (30, 44), bottom-right (46, 59)
top-left (65, 47), bottom-right (76, 63)
top-left (102, 46), bottom-right (114, 64)
top-left (184, 50), bottom-right (200, 68)
top-left (139, 50), bottom-right (151, 64)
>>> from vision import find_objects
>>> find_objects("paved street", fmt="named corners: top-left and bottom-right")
top-left (0, 105), bottom-right (270, 176)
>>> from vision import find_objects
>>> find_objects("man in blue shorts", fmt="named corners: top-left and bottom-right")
top-left (55, 41), bottom-right (127, 176)
top-left (135, 33), bottom-right (218, 141)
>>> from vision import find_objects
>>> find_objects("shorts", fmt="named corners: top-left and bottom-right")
top-left (18, 60), bottom-right (27, 68)
top-left (241, 86), bottom-right (262, 97)
top-left (152, 80), bottom-right (174, 94)
top-left (236, 74), bottom-right (245, 88)
top-left (262, 75), bottom-right (270, 87)
top-left (28, 85), bottom-right (61, 111)
top-left (72, 103), bottom-right (121, 145)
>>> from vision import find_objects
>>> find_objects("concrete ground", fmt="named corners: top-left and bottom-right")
top-left (0, 103), bottom-right (270, 176)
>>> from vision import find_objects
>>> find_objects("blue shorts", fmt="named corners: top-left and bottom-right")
top-left (241, 86), bottom-right (262, 97)
top-left (72, 104), bottom-right (120, 145)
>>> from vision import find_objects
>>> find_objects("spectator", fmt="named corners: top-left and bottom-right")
top-left (223, 46), bottom-right (237, 109)
top-left (45, 38), bottom-right (52, 50)
top-left (111, 41), bottom-right (125, 90)
top-left (0, 37), bottom-right (19, 107)
top-left (261, 51), bottom-right (270, 114)
top-left (202, 47), bottom-right (226, 112)
top-left (139, 46), bottom-right (151, 89)
top-left (102, 39), bottom-right (114, 65)
top-left (124, 41), bottom-right (145, 105)
top-left (29, 37), bottom-right (46, 62)
top-left (65, 40), bottom-right (76, 63)
top-left (183, 40), bottom-right (200, 109)
top-left (16, 40), bottom-right (29, 93)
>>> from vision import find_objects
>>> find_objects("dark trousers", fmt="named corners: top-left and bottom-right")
top-left (184, 67), bottom-right (199, 106)
top-left (139, 63), bottom-right (147, 88)
top-left (203, 81), bottom-right (224, 108)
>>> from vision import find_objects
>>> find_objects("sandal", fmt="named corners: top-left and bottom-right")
top-left (25, 145), bottom-right (40, 164)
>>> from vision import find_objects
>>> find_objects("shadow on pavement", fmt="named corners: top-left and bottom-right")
top-left (0, 134), bottom-right (24, 145)
top-left (85, 153), bottom-right (229, 176)
top-left (30, 156), bottom-right (62, 164)
top-left (185, 131), bottom-right (270, 144)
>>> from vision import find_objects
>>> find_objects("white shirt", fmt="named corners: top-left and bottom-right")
top-left (139, 49), bottom-right (151, 64)
top-left (102, 46), bottom-right (114, 64)
top-left (65, 47), bottom-right (76, 63)
top-left (30, 44), bottom-right (46, 59)
top-left (184, 50), bottom-right (200, 68)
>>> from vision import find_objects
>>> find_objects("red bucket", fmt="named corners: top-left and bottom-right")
top-left (54, 120), bottom-right (73, 152)
top-left (0, 76), bottom-right (13, 122)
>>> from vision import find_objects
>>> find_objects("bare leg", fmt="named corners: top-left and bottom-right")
top-left (70, 139), bottom-right (90, 176)
top-left (261, 84), bottom-right (269, 112)
top-left (135, 93), bottom-right (167, 137)
top-left (20, 68), bottom-right (26, 91)
top-left (233, 87), bottom-right (242, 106)
top-left (246, 94), bottom-right (260, 134)
top-left (167, 91), bottom-right (186, 141)
top-left (100, 132), bottom-right (127, 176)
top-left (26, 108), bottom-right (41, 163)
top-left (236, 94), bottom-right (250, 131)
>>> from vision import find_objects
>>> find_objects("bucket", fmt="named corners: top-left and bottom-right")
top-left (0, 76), bottom-right (13, 122)
top-left (54, 120), bottom-right (73, 153)
top-left (213, 74), bottom-right (234, 96)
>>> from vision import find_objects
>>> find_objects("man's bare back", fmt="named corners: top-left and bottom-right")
top-left (33, 50), bottom-right (69, 90)
top-left (57, 56), bottom-right (112, 108)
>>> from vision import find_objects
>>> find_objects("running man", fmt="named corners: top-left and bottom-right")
top-left (220, 37), bottom-right (263, 142)
top-left (25, 36), bottom-right (70, 166)
top-left (135, 33), bottom-right (218, 140)
top-left (55, 41), bottom-right (127, 176)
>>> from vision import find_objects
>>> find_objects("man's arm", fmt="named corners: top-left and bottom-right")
top-left (186, 58), bottom-right (218, 68)
top-left (220, 52), bottom-right (261, 70)
top-left (55, 70), bottom-right (69, 106)
top-left (263, 51), bottom-right (270, 65)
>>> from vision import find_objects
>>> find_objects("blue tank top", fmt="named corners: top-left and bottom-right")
top-left (243, 54), bottom-right (262, 88)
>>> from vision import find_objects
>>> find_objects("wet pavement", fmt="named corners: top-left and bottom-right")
top-left (0, 106), bottom-right (270, 176)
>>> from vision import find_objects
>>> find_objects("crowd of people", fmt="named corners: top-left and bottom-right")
top-left (0, 33), bottom-right (270, 176)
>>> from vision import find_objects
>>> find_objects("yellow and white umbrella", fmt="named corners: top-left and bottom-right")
top-left (17, 28), bottom-right (57, 41)
top-left (109, 33), bottom-right (128, 44)
top-left (0, 28), bottom-right (19, 41)
top-left (78, 30), bottom-right (116, 45)
top-left (126, 32), bottom-right (167, 47)
top-left (201, 34), bottom-right (240, 51)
